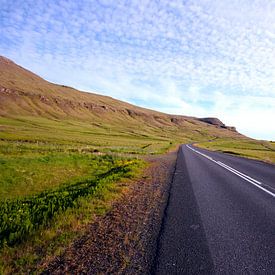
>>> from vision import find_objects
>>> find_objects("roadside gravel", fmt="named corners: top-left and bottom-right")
top-left (43, 150), bottom-right (177, 274)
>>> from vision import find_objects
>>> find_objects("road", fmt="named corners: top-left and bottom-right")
top-left (153, 144), bottom-right (275, 274)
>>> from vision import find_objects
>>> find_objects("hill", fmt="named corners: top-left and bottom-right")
top-left (0, 55), bottom-right (241, 149)
top-left (1, 55), bottom-right (274, 162)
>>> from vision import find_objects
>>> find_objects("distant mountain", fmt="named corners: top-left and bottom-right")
top-left (0, 56), bottom-right (242, 142)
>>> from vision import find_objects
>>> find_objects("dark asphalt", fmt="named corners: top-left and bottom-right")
top-left (153, 144), bottom-right (275, 274)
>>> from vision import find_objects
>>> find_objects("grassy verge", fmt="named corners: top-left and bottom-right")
top-left (196, 138), bottom-right (275, 164)
top-left (0, 115), bottom-right (182, 273)
top-left (0, 139), bottom-right (146, 200)
top-left (0, 156), bottom-right (141, 246)
top-left (0, 155), bottom-right (144, 274)
top-left (0, 116), bottom-right (149, 273)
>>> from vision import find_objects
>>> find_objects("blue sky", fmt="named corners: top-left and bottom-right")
top-left (1, 0), bottom-right (275, 140)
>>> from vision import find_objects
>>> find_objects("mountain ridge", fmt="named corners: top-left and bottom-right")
top-left (0, 56), bottom-right (241, 143)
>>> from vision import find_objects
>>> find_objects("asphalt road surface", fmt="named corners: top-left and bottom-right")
top-left (153, 144), bottom-right (275, 274)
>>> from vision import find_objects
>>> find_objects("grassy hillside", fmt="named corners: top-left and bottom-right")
top-left (0, 56), bottom-right (243, 201)
top-left (0, 56), bottom-right (242, 147)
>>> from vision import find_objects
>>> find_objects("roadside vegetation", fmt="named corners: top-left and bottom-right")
top-left (1, 155), bottom-right (141, 246)
top-left (196, 138), bottom-right (275, 164)
top-left (0, 112), bottom-right (186, 273)
top-left (0, 154), bottom-right (143, 273)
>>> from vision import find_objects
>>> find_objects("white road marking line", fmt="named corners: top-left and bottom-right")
top-left (186, 145), bottom-right (275, 198)
top-left (216, 161), bottom-right (263, 186)
top-left (187, 145), bottom-right (262, 184)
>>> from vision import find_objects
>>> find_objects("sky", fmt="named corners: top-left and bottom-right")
top-left (0, 0), bottom-right (275, 140)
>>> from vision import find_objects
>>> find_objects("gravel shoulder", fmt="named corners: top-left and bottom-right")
top-left (42, 150), bottom-right (178, 274)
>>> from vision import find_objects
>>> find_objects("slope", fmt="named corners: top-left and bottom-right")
top-left (0, 56), bottom-right (242, 151)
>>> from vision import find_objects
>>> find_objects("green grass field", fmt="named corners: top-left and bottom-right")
top-left (196, 138), bottom-right (275, 163)
top-left (0, 116), bottom-right (151, 273)
top-left (1, 107), bottom-right (206, 274)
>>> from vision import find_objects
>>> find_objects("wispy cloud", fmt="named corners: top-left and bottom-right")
top-left (0, 0), bottom-right (274, 139)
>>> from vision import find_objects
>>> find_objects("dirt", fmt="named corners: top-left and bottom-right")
top-left (42, 150), bottom-right (178, 274)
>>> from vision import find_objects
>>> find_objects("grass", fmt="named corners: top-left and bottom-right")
top-left (0, 172), bottom-right (142, 274)
top-left (0, 111), bottom-right (192, 273)
top-left (0, 144), bottom-right (144, 273)
top-left (0, 144), bottom-right (106, 200)
top-left (196, 138), bottom-right (275, 164)
top-left (0, 115), bottom-right (152, 273)
top-left (0, 155), bottom-right (141, 245)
